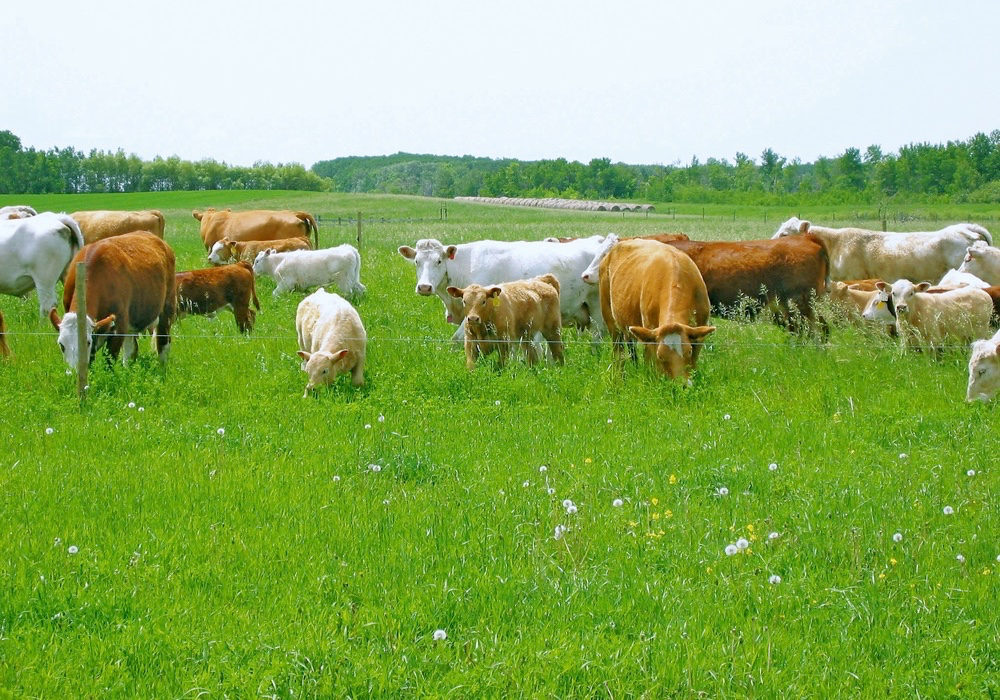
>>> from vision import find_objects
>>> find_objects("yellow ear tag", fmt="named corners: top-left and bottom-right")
top-left (492, 297), bottom-right (501, 308)
top-left (876, 301), bottom-right (886, 309)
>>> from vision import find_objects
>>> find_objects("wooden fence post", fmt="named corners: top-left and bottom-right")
top-left (75, 262), bottom-right (88, 400)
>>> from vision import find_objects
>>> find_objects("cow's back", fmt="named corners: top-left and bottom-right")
top-left (198, 209), bottom-right (313, 249)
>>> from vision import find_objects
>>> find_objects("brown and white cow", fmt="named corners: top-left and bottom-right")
top-left (175, 261), bottom-right (261, 334)
top-left (207, 236), bottom-right (312, 265)
top-left (0, 309), bottom-right (9, 357)
top-left (49, 232), bottom-right (176, 368)
top-left (71, 210), bottom-right (165, 244)
top-left (193, 208), bottom-right (319, 250)
top-left (599, 238), bottom-right (715, 380)
top-left (446, 274), bottom-right (564, 370)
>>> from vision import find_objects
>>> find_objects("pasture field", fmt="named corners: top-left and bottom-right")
top-left (1, 192), bottom-right (998, 698)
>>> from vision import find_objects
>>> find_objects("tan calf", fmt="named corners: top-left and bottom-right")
top-left (207, 236), bottom-right (312, 265)
top-left (295, 288), bottom-right (366, 396)
top-left (175, 262), bottom-right (261, 334)
top-left (446, 274), bottom-right (564, 370)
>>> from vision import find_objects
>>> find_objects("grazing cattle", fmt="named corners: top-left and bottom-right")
top-left (207, 236), bottom-right (311, 265)
top-left (0, 205), bottom-right (37, 220)
top-left (1, 212), bottom-right (84, 315)
top-left (958, 241), bottom-right (1000, 285)
top-left (861, 280), bottom-right (992, 352)
top-left (71, 209), bottom-right (165, 244)
top-left (295, 288), bottom-right (366, 396)
top-left (967, 329), bottom-right (1000, 403)
top-left (194, 208), bottom-right (319, 250)
top-left (599, 238), bottom-right (715, 380)
top-left (398, 236), bottom-right (607, 333)
top-left (772, 217), bottom-right (991, 282)
top-left (252, 245), bottom-right (366, 297)
top-left (446, 274), bottom-right (564, 370)
top-left (175, 262), bottom-right (261, 334)
top-left (49, 232), bottom-right (175, 368)
top-left (0, 309), bottom-right (9, 357)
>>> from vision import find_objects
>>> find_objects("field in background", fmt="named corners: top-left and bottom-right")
top-left (1, 192), bottom-right (998, 698)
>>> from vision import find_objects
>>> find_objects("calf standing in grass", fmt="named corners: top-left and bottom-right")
top-left (253, 245), bottom-right (366, 298)
top-left (175, 261), bottom-right (261, 334)
top-left (967, 329), bottom-right (1000, 402)
top-left (446, 274), bottom-right (564, 370)
top-left (207, 236), bottom-right (311, 265)
top-left (295, 288), bottom-right (366, 396)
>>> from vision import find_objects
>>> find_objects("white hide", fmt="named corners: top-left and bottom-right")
top-left (958, 241), bottom-right (1000, 285)
top-left (862, 280), bottom-right (993, 349)
top-left (937, 268), bottom-right (990, 288)
top-left (0, 212), bottom-right (84, 315)
top-left (295, 288), bottom-right (366, 394)
top-left (580, 233), bottom-right (620, 284)
top-left (967, 329), bottom-right (1000, 403)
top-left (253, 245), bottom-right (366, 297)
top-left (0, 205), bottom-right (38, 220)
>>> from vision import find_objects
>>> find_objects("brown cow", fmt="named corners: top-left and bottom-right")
top-left (664, 235), bottom-right (830, 336)
top-left (175, 262), bottom-right (261, 334)
top-left (0, 309), bottom-right (9, 357)
top-left (193, 208), bottom-right (319, 250)
top-left (207, 236), bottom-right (312, 265)
top-left (71, 210), bottom-right (165, 244)
top-left (49, 232), bottom-right (175, 368)
top-left (599, 238), bottom-right (715, 380)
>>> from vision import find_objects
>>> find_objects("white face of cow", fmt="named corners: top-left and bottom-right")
top-left (862, 283), bottom-right (897, 325)
top-left (54, 312), bottom-right (95, 369)
top-left (398, 239), bottom-right (457, 296)
top-left (252, 249), bottom-right (272, 276)
top-left (581, 233), bottom-right (619, 284)
top-left (207, 240), bottom-right (228, 265)
top-left (298, 349), bottom-right (351, 396)
top-left (772, 217), bottom-right (810, 239)
top-left (967, 337), bottom-right (1000, 403)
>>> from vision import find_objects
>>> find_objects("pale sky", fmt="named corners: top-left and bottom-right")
top-left (4, 0), bottom-right (998, 168)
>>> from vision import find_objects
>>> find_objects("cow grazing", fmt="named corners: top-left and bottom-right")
top-left (71, 210), bottom-right (165, 244)
top-left (967, 329), bottom-right (1000, 403)
top-left (295, 288), bottom-right (366, 396)
top-left (0, 205), bottom-right (37, 220)
top-left (599, 238), bottom-right (715, 380)
top-left (446, 274), bottom-right (564, 370)
top-left (1, 212), bottom-right (84, 315)
top-left (958, 241), bottom-right (1000, 285)
top-left (772, 217), bottom-right (991, 282)
top-left (194, 208), bottom-right (319, 250)
top-left (398, 236), bottom-right (607, 334)
top-left (207, 236), bottom-right (312, 265)
top-left (0, 309), bottom-right (9, 357)
top-left (49, 232), bottom-right (176, 368)
top-left (861, 280), bottom-right (992, 352)
top-left (175, 262), bottom-right (261, 334)
top-left (252, 245), bottom-right (366, 297)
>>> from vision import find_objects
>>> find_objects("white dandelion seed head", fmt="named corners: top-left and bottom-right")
top-left (522, 480), bottom-right (530, 488)
top-left (368, 464), bottom-right (382, 473)
top-left (364, 424), bottom-right (372, 430)
top-left (333, 475), bottom-right (340, 482)
top-left (128, 402), bottom-right (136, 409)
top-left (725, 544), bottom-right (738, 556)
top-left (768, 531), bottom-right (780, 540)
top-left (67, 545), bottom-right (79, 555)
top-left (54, 537), bottom-right (61, 546)
top-left (893, 532), bottom-right (903, 543)
top-left (899, 453), bottom-right (908, 460)
top-left (45, 427), bottom-right (54, 435)
top-left (494, 400), bottom-right (500, 406)
top-left (967, 469), bottom-right (976, 477)
top-left (547, 487), bottom-right (555, 496)
top-left (539, 465), bottom-right (548, 473)
top-left (566, 504), bottom-right (578, 515)
top-left (736, 538), bottom-right (750, 550)
top-left (996, 554), bottom-right (1000, 563)
top-left (943, 506), bottom-right (954, 515)
top-left (562, 499), bottom-right (574, 509)
top-left (768, 462), bottom-right (778, 471)
top-left (377, 414), bottom-right (385, 422)
top-left (723, 414), bottom-right (731, 421)
top-left (613, 498), bottom-right (624, 508)
top-left (138, 407), bottom-right (144, 412)
top-left (432, 629), bottom-right (447, 641)
top-left (769, 574), bottom-right (782, 585)
top-left (554, 524), bottom-right (567, 540)
top-left (607, 418), bottom-right (613, 424)
top-left (717, 487), bottom-right (729, 496)
top-left (65, 369), bottom-right (72, 376)
top-left (956, 554), bottom-right (966, 563)
top-left (383, 499), bottom-right (390, 505)
top-left (216, 428), bottom-right (225, 436)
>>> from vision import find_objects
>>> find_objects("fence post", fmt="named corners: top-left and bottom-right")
top-left (357, 211), bottom-right (362, 248)
top-left (75, 262), bottom-right (88, 400)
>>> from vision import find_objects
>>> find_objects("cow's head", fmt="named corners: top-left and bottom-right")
top-left (581, 233), bottom-right (619, 284)
top-left (628, 322), bottom-right (715, 379)
top-left (959, 241), bottom-right (996, 279)
top-left (207, 239), bottom-right (229, 265)
top-left (252, 249), bottom-right (277, 276)
top-left (967, 336), bottom-right (1000, 403)
top-left (772, 217), bottom-right (810, 239)
top-left (49, 309), bottom-right (115, 369)
top-left (398, 239), bottom-right (458, 296)
top-left (447, 284), bottom-right (500, 334)
top-left (862, 281), bottom-right (897, 324)
top-left (298, 348), bottom-right (352, 397)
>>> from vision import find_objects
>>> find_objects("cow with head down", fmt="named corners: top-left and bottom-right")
top-left (194, 208), bottom-right (319, 250)
top-left (50, 232), bottom-right (176, 368)
top-left (967, 329), bottom-right (1000, 403)
top-left (1, 212), bottom-right (84, 316)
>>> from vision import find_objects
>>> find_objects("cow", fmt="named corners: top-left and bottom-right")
top-left (446, 274), bottom-right (564, 370)
top-left (0, 309), bottom-right (9, 357)
top-left (0, 205), bottom-right (37, 220)
top-left (598, 238), bottom-right (715, 380)
top-left (252, 245), bottom-right (365, 298)
top-left (967, 329), bottom-right (1000, 403)
top-left (861, 280), bottom-right (992, 353)
top-left (207, 236), bottom-right (312, 265)
top-left (175, 262), bottom-right (261, 334)
top-left (1, 212), bottom-right (85, 315)
top-left (397, 236), bottom-right (608, 335)
top-left (71, 210), bottom-right (165, 244)
top-left (193, 208), bottom-right (319, 250)
top-left (830, 281), bottom-right (880, 317)
top-left (772, 217), bottom-right (991, 282)
top-left (958, 241), bottom-right (1000, 285)
top-left (937, 268), bottom-right (990, 288)
top-left (49, 232), bottom-right (175, 368)
top-left (295, 288), bottom-right (366, 396)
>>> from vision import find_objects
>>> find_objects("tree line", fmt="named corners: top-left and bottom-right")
top-left (4, 128), bottom-right (1000, 204)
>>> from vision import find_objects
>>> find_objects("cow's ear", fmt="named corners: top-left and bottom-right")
top-left (846, 284), bottom-right (860, 290)
top-left (628, 326), bottom-right (656, 343)
top-left (49, 307), bottom-right (61, 330)
top-left (798, 220), bottom-right (811, 234)
top-left (487, 287), bottom-right (502, 298)
top-left (398, 246), bottom-right (416, 260)
top-left (875, 281), bottom-right (890, 292)
top-left (333, 349), bottom-right (350, 361)
top-left (95, 315), bottom-right (115, 333)
top-left (915, 282), bottom-right (932, 292)
top-left (297, 350), bottom-right (311, 361)
top-left (688, 325), bottom-right (716, 342)
top-left (446, 286), bottom-right (464, 298)
top-left (446, 246), bottom-right (458, 260)
top-left (192, 210), bottom-right (202, 221)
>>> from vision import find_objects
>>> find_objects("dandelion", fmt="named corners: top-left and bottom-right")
top-left (768, 462), bottom-right (778, 472)
top-left (613, 498), bottom-right (624, 507)
top-left (522, 480), bottom-right (530, 488)
top-left (378, 414), bottom-right (385, 422)
top-left (651, 498), bottom-right (659, 506)
top-left (664, 509), bottom-right (673, 519)
top-left (899, 453), bottom-right (908, 460)
top-left (723, 414), bottom-right (731, 421)
top-left (997, 554), bottom-right (1000, 563)
top-left (943, 506), bottom-right (954, 515)
top-left (562, 499), bottom-right (574, 509)
top-left (554, 524), bottom-right (567, 540)
top-left (54, 537), bottom-right (61, 546)
top-left (584, 458), bottom-right (592, 464)
top-left (547, 487), bottom-right (555, 496)
top-left (128, 401), bottom-right (136, 409)
top-left (956, 554), bottom-right (966, 563)
top-left (607, 418), bottom-right (613, 424)
top-left (769, 574), bottom-right (782, 585)
top-left (566, 504), bottom-right (578, 515)
top-left (669, 474), bottom-right (677, 485)
top-left (736, 538), bottom-right (750, 550)
top-left (45, 427), bottom-right (54, 435)
top-left (893, 532), bottom-right (903, 543)
top-left (333, 475), bottom-right (340, 482)
top-left (967, 469), bottom-right (976, 477)
top-left (138, 407), bottom-right (144, 412)
top-left (67, 545), bottom-right (79, 555)
top-left (382, 499), bottom-right (390, 505)
top-left (889, 558), bottom-right (897, 566)
top-left (494, 400), bottom-right (501, 406)
top-left (768, 532), bottom-right (780, 540)
top-left (369, 464), bottom-right (382, 473)
top-left (432, 629), bottom-right (447, 641)
top-left (717, 487), bottom-right (729, 496)
top-left (539, 465), bottom-right (548, 473)
top-left (216, 428), bottom-right (225, 436)
top-left (725, 544), bottom-right (738, 556)
top-left (983, 568), bottom-right (992, 576)
top-left (364, 424), bottom-right (372, 430)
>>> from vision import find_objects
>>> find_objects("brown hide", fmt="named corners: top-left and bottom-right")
top-left (71, 210), bottom-right (165, 244)
top-left (194, 209), bottom-right (319, 250)
top-left (213, 236), bottom-right (312, 264)
top-left (175, 262), bottom-right (261, 333)
top-left (0, 309), bottom-right (9, 357)
top-left (634, 232), bottom-right (690, 243)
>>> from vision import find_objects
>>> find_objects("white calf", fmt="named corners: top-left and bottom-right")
top-left (0, 212), bottom-right (84, 315)
top-left (958, 241), bottom-right (1000, 285)
top-left (295, 288), bottom-right (366, 396)
top-left (253, 245), bottom-right (366, 297)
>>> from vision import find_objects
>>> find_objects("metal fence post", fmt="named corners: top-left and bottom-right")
top-left (75, 262), bottom-right (88, 400)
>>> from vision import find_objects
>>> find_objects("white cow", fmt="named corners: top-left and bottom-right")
top-left (861, 279), bottom-right (992, 351)
top-left (0, 205), bottom-right (37, 220)
top-left (772, 217), bottom-right (991, 282)
top-left (295, 288), bottom-right (366, 396)
top-left (958, 241), bottom-right (1000, 285)
top-left (937, 268), bottom-right (990, 289)
top-left (397, 236), bottom-right (608, 334)
top-left (0, 212), bottom-right (84, 315)
top-left (967, 329), bottom-right (1000, 403)
top-left (252, 245), bottom-right (366, 297)
top-left (580, 233), bottom-right (619, 284)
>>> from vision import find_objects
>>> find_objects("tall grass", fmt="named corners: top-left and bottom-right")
top-left (0, 193), bottom-right (997, 698)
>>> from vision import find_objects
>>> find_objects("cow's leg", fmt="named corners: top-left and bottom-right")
top-left (542, 327), bottom-right (565, 364)
top-left (155, 315), bottom-right (172, 364)
top-left (105, 334), bottom-right (126, 365)
top-left (235, 304), bottom-right (253, 334)
top-left (523, 337), bottom-right (540, 366)
top-left (350, 363), bottom-right (365, 387)
top-left (33, 277), bottom-right (58, 317)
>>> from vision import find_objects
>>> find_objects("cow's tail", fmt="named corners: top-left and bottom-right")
top-left (296, 211), bottom-right (320, 248)
top-left (814, 235), bottom-right (832, 294)
top-left (538, 273), bottom-right (561, 294)
top-left (963, 223), bottom-right (993, 247)
top-left (55, 213), bottom-right (85, 254)
top-left (351, 246), bottom-right (366, 297)
top-left (249, 267), bottom-right (261, 310)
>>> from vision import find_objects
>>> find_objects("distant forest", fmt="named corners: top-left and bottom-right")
top-left (4, 128), bottom-right (1000, 205)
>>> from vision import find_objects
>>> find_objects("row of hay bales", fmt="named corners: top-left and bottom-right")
top-left (455, 196), bottom-right (655, 213)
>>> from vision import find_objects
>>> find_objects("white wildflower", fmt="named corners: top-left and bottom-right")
top-left (899, 453), bottom-right (908, 460)
top-left (717, 487), bottom-right (729, 496)
top-left (539, 465), bottom-right (548, 473)
top-left (432, 629), bottom-right (447, 641)
top-left (956, 554), bottom-right (966, 563)
top-left (725, 544), bottom-right (738, 556)
top-left (769, 574), bottom-right (782, 585)
top-left (736, 538), bottom-right (750, 550)
top-left (893, 533), bottom-right (903, 543)
top-left (943, 506), bottom-right (954, 515)
top-left (566, 504), bottom-right (578, 515)
top-left (768, 462), bottom-right (778, 471)
top-left (768, 532), bottom-right (780, 540)
top-left (67, 545), bottom-right (79, 555)
top-left (613, 498), bottom-right (624, 508)
top-left (967, 469), bottom-right (976, 477)
top-left (522, 480), bottom-right (530, 488)
top-left (562, 499), bottom-right (574, 509)
top-left (128, 402), bottom-right (136, 409)
top-left (216, 428), bottom-right (225, 436)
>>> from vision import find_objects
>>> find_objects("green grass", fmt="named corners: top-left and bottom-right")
top-left (1, 193), bottom-right (998, 698)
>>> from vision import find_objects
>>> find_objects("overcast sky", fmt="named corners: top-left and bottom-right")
top-left (4, 0), bottom-right (998, 168)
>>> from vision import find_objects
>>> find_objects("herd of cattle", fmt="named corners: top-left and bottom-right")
top-left (1, 203), bottom-right (999, 403)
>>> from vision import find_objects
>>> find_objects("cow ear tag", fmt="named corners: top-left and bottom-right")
top-left (492, 297), bottom-right (501, 308)
top-left (876, 301), bottom-right (886, 309)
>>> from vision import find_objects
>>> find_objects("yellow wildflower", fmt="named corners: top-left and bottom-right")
top-left (584, 458), bottom-right (592, 464)
top-left (879, 573), bottom-right (886, 580)
top-left (669, 474), bottom-right (678, 485)
top-left (664, 510), bottom-right (673, 519)
top-left (983, 568), bottom-right (992, 576)
top-left (651, 498), bottom-right (659, 506)
top-left (890, 558), bottom-right (897, 566)
top-left (651, 512), bottom-right (660, 521)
